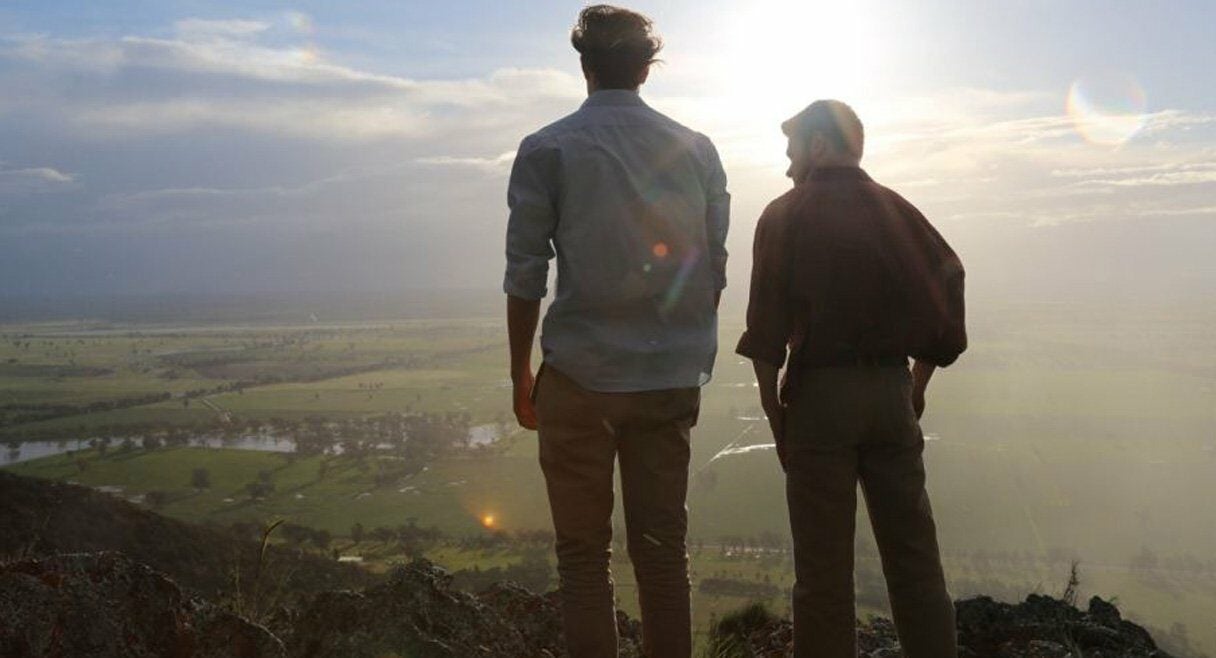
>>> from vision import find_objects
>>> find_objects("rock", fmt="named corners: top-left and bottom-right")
top-left (0, 551), bottom-right (284, 658)
top-left (285, 558), bottom-right (643, 657)
top-left (706, 593), bottom-right (1173, 658)
top-left (1088, 595), bottom-right (1123, 627)
top-left (955, 594), bottom-right (1171, 658)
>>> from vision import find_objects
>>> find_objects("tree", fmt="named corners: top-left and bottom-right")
top-left (312, 529), bottom-right (332, 551)
top-left (245, 480), bottom-right (274, 499)
top-left (145, 490), bottom-right (169, 508)
top-left (350, 522), bottom-right (365, 545)
top-left (370, 526), bottom-right (395, 544)
top-left (280, 523), bottom-right (312, 547)
top-left (191, 467), bottom-right (211, 489)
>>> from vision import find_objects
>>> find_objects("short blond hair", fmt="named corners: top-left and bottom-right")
top-left (782, 100), bottom-right (864, 159)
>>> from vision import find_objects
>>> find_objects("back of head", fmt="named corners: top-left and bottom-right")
top-left (783, 99), bottom-right (865, 161)
top-left (571, 5), bottom-right (663, 90)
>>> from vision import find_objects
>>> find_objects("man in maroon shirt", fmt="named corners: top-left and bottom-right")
top-left (737, 100), bottom-right (965, 658)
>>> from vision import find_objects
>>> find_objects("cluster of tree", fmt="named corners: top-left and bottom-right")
top-left (348, 520), bottom-right (450, 554)
top-left (714, 531), bottom-right (790, 555)
top-left (451, 550), bottom-right (554, 594)
top-left (1126, 545), bottom-right (1216, 576)
top-left (698, 577), bottom-right (781, 600)
top-left (279, 523), bottom-right (332, 551)
top-left (345, 521), bottom-right (552, 557)
top-left (11, 408), bottom-right (504, 477)
top-left (226, 520), bottom-right (331, 552)
top-left (0, 391), bottom-right (173, 428)
top-left (244, 469), bottom-right (276, 499)
top-left (290, 411), bottom-right (479, 464)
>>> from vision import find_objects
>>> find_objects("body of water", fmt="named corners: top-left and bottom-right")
top-left (3, 423), bottom-right (503, 465)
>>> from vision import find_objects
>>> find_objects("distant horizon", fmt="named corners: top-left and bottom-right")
top-left (2, 285), bottom-right (1213, 327)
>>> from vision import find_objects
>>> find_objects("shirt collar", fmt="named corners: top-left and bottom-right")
top-left (804, 166), bottom-right (872, 184)
top-left (582, 89), bottom-right (647, 108)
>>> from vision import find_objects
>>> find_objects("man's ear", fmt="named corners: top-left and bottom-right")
top-left (808, 133), bottom-right (828, 159)
top-left (636, 64), bottom-right (650, 87)
top-left (580, 57), bottom-right (597, 88)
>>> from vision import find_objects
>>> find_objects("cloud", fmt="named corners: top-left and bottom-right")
top-left (415, 152), bottom-right (516, 173)
top-left (173, 18), bottom-right (272, 40)
top-left (1057, 162), bottom-right (1216, 189)
top-left (0, 16), bottom-right (1214, 297)
top-left (1, 27), bottom-right (582, 143)
top-left (0, 166), bottom-right (75, 194)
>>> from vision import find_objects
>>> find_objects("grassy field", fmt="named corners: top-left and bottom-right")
top-left (3, 304), bottom-right (1215, 654)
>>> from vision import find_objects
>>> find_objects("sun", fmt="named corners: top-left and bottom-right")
top-left (705, 0), bottom-right (887, 168)
top-left (725, 1), bottom-right (880, 99)
top-left (481, 514), bottom-right (496, 529)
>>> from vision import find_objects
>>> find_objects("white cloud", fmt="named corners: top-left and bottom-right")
top-left (1057, 162), bottom-right (1216, 189)
top-left (415, 151), bottom-right (516, 173)
top-left (173, 18), bottom-right (271, 40)
top-left (1, 15), bottom-right (1215, 300)
top-left (1, 28), bottom-right (582, 143)
top-left (72, 98), bottom-right (435, 140)
top-left (0, 166), bottom-right (75, 194)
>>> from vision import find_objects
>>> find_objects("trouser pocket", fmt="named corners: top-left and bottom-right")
top-left (530, 362), bottom-right (546, 405)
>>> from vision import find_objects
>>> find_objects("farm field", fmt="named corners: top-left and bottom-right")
top-left (3, 302), bottom-right (1215, 654)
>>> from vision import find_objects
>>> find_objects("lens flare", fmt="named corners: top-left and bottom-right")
top-left (1066, 73), bottom-right (1148, 147)
top-left (287, 11), bottom-right (315, 35)
top-left (297, 44), bottom-right (322, 64)
top-left (652, 242), bottom-right (669, 258)
top-left (661, 247), bottom-right (701, 315)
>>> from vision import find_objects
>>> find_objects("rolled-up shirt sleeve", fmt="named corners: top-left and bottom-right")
top-left (735, 200), bottom-right (791, 367)
top-left (504, 134), bottom-right (559, 300)
top-left (699, 134), bottom-right (730, 291)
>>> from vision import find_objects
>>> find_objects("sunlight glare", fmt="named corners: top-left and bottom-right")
top-left (709, 0), bottom-right (885, 170)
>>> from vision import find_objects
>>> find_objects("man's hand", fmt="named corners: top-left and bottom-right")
top-left (750, 358), bottom-right (787, 472)
top-left (765, 404), bottom-right (788, 472)
top-left (912, 385), bottom-right (926, 420)
top-left (911, 359), bottom-right (936, 420)
top-left (512, 370), bottom-right (538, 430)
top-left (507, 295), bottom-right (542, 431)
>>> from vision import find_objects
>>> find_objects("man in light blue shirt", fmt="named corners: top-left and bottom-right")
top-left (504, 6), bottom-right (728, 657)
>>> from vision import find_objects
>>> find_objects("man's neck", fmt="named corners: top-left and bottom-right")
top-left (586, 84), bottom-right (640, 97)
top-left (797, 162), bottom-right (863, 186)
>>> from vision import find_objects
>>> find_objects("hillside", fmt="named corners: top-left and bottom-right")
top-left (0, 471), bottom-right (1181, 657)
top-left (0, 471), bottom-right (376, 601)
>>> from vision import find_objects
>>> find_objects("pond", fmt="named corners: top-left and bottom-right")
top-left (2, 423), bottom-right (505, 465)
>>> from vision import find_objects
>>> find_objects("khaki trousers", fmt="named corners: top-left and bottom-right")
top-left (534, 365), bottom-right (699, 658)
top-left (784, 365), bottom-right (957, 658)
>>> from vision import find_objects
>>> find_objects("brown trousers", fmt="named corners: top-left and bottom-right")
top-left (534, 365), bottom-right (699, 658)
top-left (784, 365), bottom-right (957, 658)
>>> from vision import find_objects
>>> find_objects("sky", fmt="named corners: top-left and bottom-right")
top-left (0, 0), bottom-right (1214, 306)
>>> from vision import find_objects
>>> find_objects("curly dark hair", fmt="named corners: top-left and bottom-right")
top-left (571, 5), bottom-right (663, 90)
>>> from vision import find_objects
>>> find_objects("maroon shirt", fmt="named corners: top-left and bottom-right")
top-left (736, 166), bottom-right (966, 371)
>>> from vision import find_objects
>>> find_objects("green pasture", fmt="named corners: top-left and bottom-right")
top-left (3, 305), bottom-right (1215, 653)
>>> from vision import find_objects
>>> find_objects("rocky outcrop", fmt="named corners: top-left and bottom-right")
top-left (0, 551), bottom-right (284, 658)
top-left (285, 559), bottom-right (643, 657)
top-left (706, 594), bottom-right (1174, 658)
top-left (0, 549), bottom-right (1182, 658)
top-left (955, 594), bottom-right (1170, 658)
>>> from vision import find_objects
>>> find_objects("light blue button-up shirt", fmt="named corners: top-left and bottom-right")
top-left (504, 89), bottom-right (730, 393)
